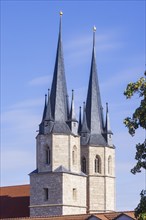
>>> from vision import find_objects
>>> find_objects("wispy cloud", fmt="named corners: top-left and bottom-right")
top-left (65, 31), bottom-right (122, 52)
top-left (64, 31), bottom-right (122, 67)
top-left (9, 98), bottom-right (43, 109)
top-left (28, 75), bottom-right (52, 86)
top-left (100, 67), bottom-right (144, 91)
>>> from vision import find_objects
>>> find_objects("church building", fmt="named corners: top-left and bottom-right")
top-left (29, 12), bottom-right (116, 217)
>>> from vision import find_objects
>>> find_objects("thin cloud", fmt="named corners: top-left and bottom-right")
top-left (10, 98), bottom-right (43, 109)
top-left (100, 67), bottom-right (144, 91)
top-left (65, 31), bottom-right (122, 53)
top-left (28, 75), bottom-right (52, 86)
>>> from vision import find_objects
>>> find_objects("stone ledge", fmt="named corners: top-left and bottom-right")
top-left (30, 204), bottom-right (87, 208)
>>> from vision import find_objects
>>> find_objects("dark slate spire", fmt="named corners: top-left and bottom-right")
top-left (78, 106), bottom-right (82, 134)
top-left (85, 26), bottom-right (106, 146)
top-left (81, 102), bottom-right (90, 145)
top-left (66, 94), bottom-right (70, 120)
top-left (39, 94), bottom-right (47, 134)
top-left (45, 89), bottom-right (53, 121)
top-left (81, 102), bottom-right (90, 134)
top-left (105, 103), bottom-right (112, 134)
top-left (43, 89), bottom-right (54, 134)
top-left (69, 90), bottom-right (76, 121)
top-left (104, 103), bottom-right (113, 146)
top-left (67, 90), bottom-right (78, 135)
top-left (42, 94), bottom-right (47, 121)
top-left (50, 11), bottom-right (68, 123)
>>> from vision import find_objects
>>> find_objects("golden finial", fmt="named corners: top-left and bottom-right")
top-left (93, 25), bottom-right (96, 32)
top-left (60, 11), bottom-right (63, 16)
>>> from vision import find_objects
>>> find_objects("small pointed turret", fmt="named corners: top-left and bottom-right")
top-left (81, 102), bottom-right (90, 134)
top-left (42, 94), bottom-right (47, 121)
top-left (81, 102), bottom-right (90, 145)
top-left (104, 103), bottom-right (113, 146)
top-left (43, 89), bottom-right (54, 134)
top-left (70, 90), bottom-right (76, 121)
top-left (39, 94), bottom-right (47, 134)
top-left (66, 94), bottom-right (70, 120)
top-left (85, 26), bottom-right (106, 146)
top-left (45, 89), bottom-right (53, 121)
top-left (50, 11), bottom-right (68, 123)
top-left (67, 90), bottom-right (78, 135)
top-left (78, 106), bottom-right (82, 134)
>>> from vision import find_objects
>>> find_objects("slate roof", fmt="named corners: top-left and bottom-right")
top-left (86, 30), bottom-right (104, 138)
top-left (52, 121), bottom-right (71, 134)
top-left (50, 15), bottom-right (68, 123)
top-left (45, 89), bottom-right (53, 122)
top-left (104, 103), bottom-right (113, 135)
top-left (69, 90), bottom-right (77, 122)
top-left (78, 106), bottom-right (82, 134)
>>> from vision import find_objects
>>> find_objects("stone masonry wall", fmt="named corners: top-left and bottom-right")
top-left (30, 172), bottom-right (62, 216)
top-left (81, 145), bottom-right (115, 213)
top-left (62, 173), bottom-right (87, 211)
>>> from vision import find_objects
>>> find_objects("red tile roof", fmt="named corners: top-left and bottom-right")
top-left (0, 185), bottom-right (30, 219)
top-left (0, 185), bottom-right (135, 220)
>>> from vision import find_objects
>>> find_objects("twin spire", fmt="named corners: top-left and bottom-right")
top-left (39, 12), bottom-right (113, 147)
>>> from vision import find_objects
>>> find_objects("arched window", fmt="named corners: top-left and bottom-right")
top-left (108, 156), bottom-right (112, 175)
top-left (95, 155), bottom-right (101, 173)
top-left (81, 156), bottom-right (86, 174)
top-left (72, 145), bottom-right (77, 165)
top-left (45, 147), bottom-right (51, 165)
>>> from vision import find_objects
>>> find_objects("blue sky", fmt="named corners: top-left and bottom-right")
top-left (1, 0), bottom-right (145, 211)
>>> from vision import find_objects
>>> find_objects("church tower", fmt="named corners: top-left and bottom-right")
top-left (30, 13), bottom-right (116, 217)
top-left (29, 12), bottom-right (87, 217)
top-left (80, 26), bottom-right (115, 213)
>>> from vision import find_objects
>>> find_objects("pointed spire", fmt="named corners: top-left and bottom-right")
top-left (42, 94), bottom-right (47, 121)
top-left (104, 103), bottom-right (113, 146)
top-left (39, 94), bottom-right (47, 134)
top-left (78, 106), bottom-right (82, 134)
top-left (81, 102), bottom-right (90, 133)
top-left (69, 90), bottom-right (76, 121)
top-left (50, 11), bottom-right (68, 122)
top-left (105, 103), bottom-right (112, 134)
top-left (45, 89), bottom-right (53, 121)
top-left (66, 94), bottom-right (70, 120)
top-left (86, 26), bottom-right (104, 135)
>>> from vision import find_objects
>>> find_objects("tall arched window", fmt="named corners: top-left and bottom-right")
top-left (72, 145), bottom-right (77, 165)
top-left (95, 155), bottom-right (101, 173)
top-left (81, 156), bottom-right (86, 174)
top-left (45, 147), bottom-right (51, 165)
top-left (108, 156), bottom-right (112, 175)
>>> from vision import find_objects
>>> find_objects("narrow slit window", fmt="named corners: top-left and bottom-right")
top-left (72, 146), bottom-right (77, 165)
top-left (44, 188), bottom-right (49, 201)
top-left (45, 147), bottom-right (51, 165)
top-left (73, 188), bottom-right (77, 200)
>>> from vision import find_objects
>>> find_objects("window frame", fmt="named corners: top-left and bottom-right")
top-left (81, 156), bottom-right (86, 174)
top-left (95, 155), bottom-right (101, 174)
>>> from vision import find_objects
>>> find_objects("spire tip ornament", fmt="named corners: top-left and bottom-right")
top-left (60, 11), bottom-right (63, 16)
top-left (93, 25), bottom-right (96, 32)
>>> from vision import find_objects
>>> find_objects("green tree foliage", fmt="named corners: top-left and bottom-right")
top-left (124, 73), bottom-right (146, 174)
top-left (135, 190), bottom-right (146, 220)
top-left (124, 72), bottom-right (146, 219)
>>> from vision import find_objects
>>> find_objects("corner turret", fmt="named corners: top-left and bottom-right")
top-left (104, 102), bottom-right (113, 146)
top-left (67, 90), bottom-right (78, 135)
